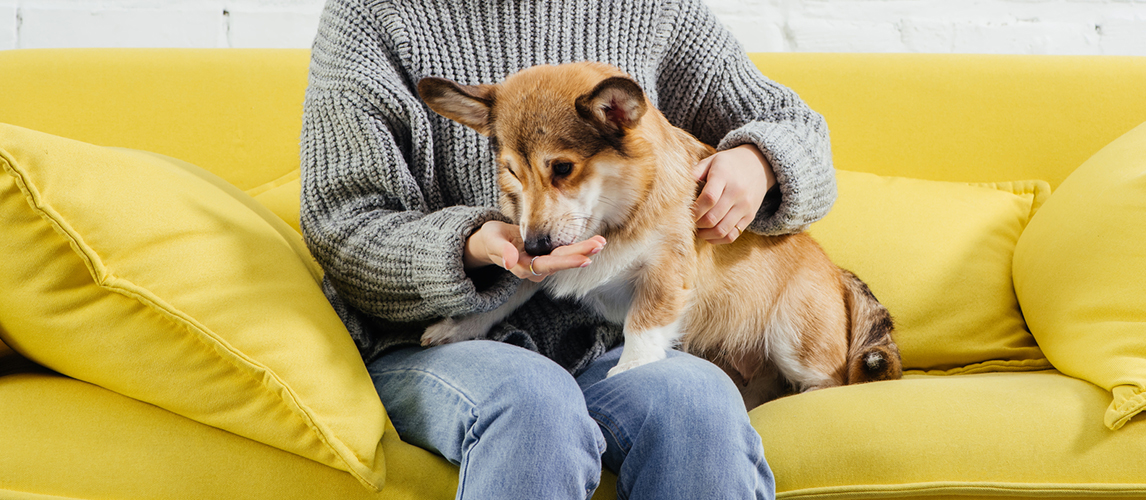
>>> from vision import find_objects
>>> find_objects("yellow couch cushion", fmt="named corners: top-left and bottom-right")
top-left (1014, 121), bottom-right (1146, 430)
top-left (753, 371), bottom-right (1146, 499)
top-left (0, 369), bottom-right (458, 500)
top-left (0, 124), bottom-right (386, 489)
top-left (808, 171), bottom-right (1051, 373)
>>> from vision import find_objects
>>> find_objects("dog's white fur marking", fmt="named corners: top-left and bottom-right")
top-left (607, 317), bottom-right (683, 377)
top-left (420, 281), bottom-right (541, 346)
top-left (766, 306), bottom-right (837, 392)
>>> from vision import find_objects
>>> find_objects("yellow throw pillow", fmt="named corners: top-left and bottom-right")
top-left (0, 124), bottom-right (386, 489)
top-left (808, 171), bottom-right (1052, 373)
top-left (115, 148), bottom-right (317, 276)
top-left (244, 168), bottom-right (304, 234)
top-left (1014, 121), bottom-right (1146, 430)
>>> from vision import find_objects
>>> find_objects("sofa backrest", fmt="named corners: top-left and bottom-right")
top-left (1, 49), bottom-right (311, 230)
top-left (751, 53), bottom-right (1146, 189)
top-left (3, 49), bottom-right (1145, 230)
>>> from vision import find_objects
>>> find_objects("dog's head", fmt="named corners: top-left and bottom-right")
top-left (418, 62), bottom-right (655, 256)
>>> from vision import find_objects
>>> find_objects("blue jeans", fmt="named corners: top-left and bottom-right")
top-left (368, 340), bottom-right (774, 499)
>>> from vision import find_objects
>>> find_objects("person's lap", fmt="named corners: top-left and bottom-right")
top-left (368, 340), bottom-right (773, 500)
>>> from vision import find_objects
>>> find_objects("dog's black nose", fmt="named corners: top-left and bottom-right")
top-left (524, 235), bottom-right (554, 256)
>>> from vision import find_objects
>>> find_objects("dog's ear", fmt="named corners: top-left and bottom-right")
top-left (418, 77), bottom-right (496, 136)
top-left (576, 76), bottom-right (647, 135)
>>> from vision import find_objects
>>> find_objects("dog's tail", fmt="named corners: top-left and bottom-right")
top-left (840, 269), bottom-right (903, 384)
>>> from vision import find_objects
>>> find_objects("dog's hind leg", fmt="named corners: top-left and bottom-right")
top-left (765, 293), bottom-right (849, 393)
top-left (421, 280), bottom-right (541, 346)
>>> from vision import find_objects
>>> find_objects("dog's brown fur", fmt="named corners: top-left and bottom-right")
top-left (418, 62), bottom-right (901, 407)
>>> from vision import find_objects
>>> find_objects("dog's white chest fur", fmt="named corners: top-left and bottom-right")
top-left (542, 239), bottom-right (684, 377)
top-left (541, 240), bottom-right (647, 325)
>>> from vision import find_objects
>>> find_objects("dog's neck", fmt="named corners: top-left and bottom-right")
top-left (597, 111), bottom-right (715, 252)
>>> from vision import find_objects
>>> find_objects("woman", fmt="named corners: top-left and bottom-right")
top-left (300, 0), bottom-right (835, 498)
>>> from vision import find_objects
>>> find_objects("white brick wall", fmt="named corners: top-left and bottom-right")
top-left (707, 0), bottom-right (1146, 55)
top-left (1, 0), bottom-right (1144, 55)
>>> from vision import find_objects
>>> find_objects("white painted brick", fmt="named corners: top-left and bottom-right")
top-left (787, 18), bottom-right (907, 52)
top-left (226, 0), bottom-right (326, 9)
top-left (706, 0), bottom-right (786, 17)
top-left (4, 0), bottom-right (1146, 55)
top-left (1099, 19), bottom-right (1146, 55)
top-left (227, 9), bottom-right (322, 49)
top-left (25, 0), bottom-right (222, 9)
top-left (0, 4), bottom-right (14, 50)
top-left (709, 0), bottom-right (791, 51)
top-left (901, 19), bottom-right (956, 52)
top-left (19, 7), bottom-right (224, 49)
top-left (952, 20), bottom-right (1102, 54)
top-left (723, 18), bottom-right (789, 52)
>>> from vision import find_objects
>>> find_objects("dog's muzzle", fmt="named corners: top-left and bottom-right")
top-left (524, 235), bottom-right (554, 256)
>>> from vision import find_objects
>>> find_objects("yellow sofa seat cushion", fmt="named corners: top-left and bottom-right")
top-left (1014, 121), bottom-right (1146, 430)
top-left (808, 171), bottom-right (1051, 373)
top-left (0, 124), bottom-right (386, 489)
top-left (753, 371), bottom-right (1146, 499)
top-left (0, 368), bottom-right (459, 500)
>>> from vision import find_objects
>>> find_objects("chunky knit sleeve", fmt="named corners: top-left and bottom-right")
top-left (655, 0), bottom-right (837, 235)
top-left (300, 0), bottom-right (518, 324)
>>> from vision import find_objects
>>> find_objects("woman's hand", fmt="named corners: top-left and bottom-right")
top-left (692, 144), bottom-right (776, 245)
top-left (465, 220), bottom-right (606, 282)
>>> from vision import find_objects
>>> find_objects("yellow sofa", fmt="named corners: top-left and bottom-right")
top-left (2, 48), bottom-right (1145, 500)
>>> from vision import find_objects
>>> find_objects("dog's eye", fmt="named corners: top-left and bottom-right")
top-left (501, 161), bottom-right (519, 180)
top-left (552, 161), bottom-right (574, 177)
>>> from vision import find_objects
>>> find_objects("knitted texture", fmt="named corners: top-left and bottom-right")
top-left (300, 0), bottom-right (837, 373)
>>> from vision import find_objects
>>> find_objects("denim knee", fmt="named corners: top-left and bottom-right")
top-left (370, 341), bottom-right (607, 499)
top-left (583, 352), bottom-right (773, 500)
top-left (584, 352), bottom-right (762, 465)
top-left (473, 341), bottom-right (600, 429)
top-left (458, 343), bottom-right (607, 496)
top-left (636, 354), bottom-right (748, 433)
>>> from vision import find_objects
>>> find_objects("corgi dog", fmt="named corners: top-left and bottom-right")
top-left (417, 62), bottom-right (901, 406)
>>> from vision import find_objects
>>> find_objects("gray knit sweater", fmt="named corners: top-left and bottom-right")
top-left (300, 0), bottom-right (836, 373)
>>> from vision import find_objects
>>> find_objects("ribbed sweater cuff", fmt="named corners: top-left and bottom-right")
top-left (718, 121), bottom-right (836, 235)
top-left (411, 205), bottom-right (519, 317)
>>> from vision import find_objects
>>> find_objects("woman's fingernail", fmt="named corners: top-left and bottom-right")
top-left (581, 260), bottom-right (592, 268)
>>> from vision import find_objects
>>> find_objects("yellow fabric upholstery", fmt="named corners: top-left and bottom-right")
top-left (246, 170), bottom-right (305, 233)
top-left (750, 53), bottom-right (1146, 188)
top-left (753, 371), bottom-right (1146, 499)
top-left (0, 124), bottom-right (386, 489)
top-left (118, 148), bottom-right (318, 275)
top-left (808, 171), bottom-right (1050, 373)
top-left (1014, 121), bottom-right (1146, 430)
top-left (0, 48), bottom-right (309, 230)
top-left (0, 366), bottom-right (458, 500)
top-left (2, 49), bottom-right (1146, 500)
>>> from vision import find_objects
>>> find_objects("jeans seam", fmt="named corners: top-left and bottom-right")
top-left (371, 367), bottom-right (480, 408)
top-left (455, 407), bottom-right (481, 500)
top-left (587, 408), bottom-right (631, 454)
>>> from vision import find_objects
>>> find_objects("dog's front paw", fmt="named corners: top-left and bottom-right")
top-left (606, 350), bottom-right (667, 377)
top-left (421, 318), bottom-right (466, 347)
top-left (606, 360), bottom-right (645, 377)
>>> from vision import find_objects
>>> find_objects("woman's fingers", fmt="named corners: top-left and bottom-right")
top-left (505, 236), bottom-right (606, 282)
